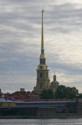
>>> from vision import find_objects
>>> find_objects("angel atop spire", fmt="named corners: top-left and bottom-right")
top-left (42, 9), bottom-right (44, 14)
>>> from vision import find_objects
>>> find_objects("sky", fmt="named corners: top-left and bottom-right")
top-left (0, 0), bottom-right (82, 93)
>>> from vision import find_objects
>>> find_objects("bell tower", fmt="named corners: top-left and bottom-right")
top-left (34, 10), bottom-right (50, 93)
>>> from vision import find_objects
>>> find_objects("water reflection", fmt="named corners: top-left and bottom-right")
top-left (0, 119), bottom-right (82, 125)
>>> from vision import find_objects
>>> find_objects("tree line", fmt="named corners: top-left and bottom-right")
top-left (40, 85), bottom-right (79, 99)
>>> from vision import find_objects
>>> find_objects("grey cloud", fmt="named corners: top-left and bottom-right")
top-left (44, 3), bottom-right (82, 33)
top-left (50, 61), bottom-right (82, 75)
top-left (0, 0), bottom-right (82, 92)
top-left (2, 1), bottom-right (82, 40)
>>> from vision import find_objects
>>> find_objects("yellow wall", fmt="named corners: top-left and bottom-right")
top-left (0, 102), bottom-right (16, 107)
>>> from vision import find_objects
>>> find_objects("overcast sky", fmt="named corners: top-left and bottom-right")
top-left (0, 0), bottom-right (82, 93)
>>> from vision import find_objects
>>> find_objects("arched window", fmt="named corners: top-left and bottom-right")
top-left (40, 72), bottom-right (42, 78)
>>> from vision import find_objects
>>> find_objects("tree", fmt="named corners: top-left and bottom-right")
top-left (79, 93), bottom-right (82, 98)
top-left (54, 85), bottom-right (78, 99)
top-left (54, 85), bottom-right (67, 99)
top-left (66, 87), bottom-right (78, 99)
top-left (40, 89), bottom-right (54, 99)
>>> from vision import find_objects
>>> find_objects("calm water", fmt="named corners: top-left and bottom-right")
top-left (0, 119), bottom-right (82, 125)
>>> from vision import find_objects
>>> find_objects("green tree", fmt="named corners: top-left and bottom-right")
top-left (66, 87), bottom-right (78, 99)
top-left (79, 93), bottom-right (82, 98)
top-left (54, 85), bottom-right (78, 99)
top-left (40, 89), bottom-right (54, 99)
top-left (54, 85), bottom-right (67, 99)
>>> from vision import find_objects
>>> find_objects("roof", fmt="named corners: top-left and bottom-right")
top-left (51, 80), bottom-right (59, 86)
top-left (0, 98), bottom-right (14, 102)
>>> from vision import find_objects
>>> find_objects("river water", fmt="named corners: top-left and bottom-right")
top-left (0, 119), bottom-right (82, 125)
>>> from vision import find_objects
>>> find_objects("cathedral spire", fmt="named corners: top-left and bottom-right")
top-left (41, 10), bottom-right (44, 54)
top-left (40, 10), bottom-right (46, 65)
top-left (34, 10), bottom-right (50, 93)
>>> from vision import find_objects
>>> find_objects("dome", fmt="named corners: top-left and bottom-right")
top-left (50, 74), bottom-right (59, 86)
top-left (50, 74), bottom-right (59, 93)
top-left (51, 80), bottom-right (59, 86)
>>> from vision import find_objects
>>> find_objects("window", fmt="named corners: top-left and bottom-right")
top-left (40, 59), bottom-right (45, 64)
top-left (40, 72), bottom-right (42, 78)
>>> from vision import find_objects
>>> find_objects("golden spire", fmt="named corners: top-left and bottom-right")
top-left (41, 10), bottom-right (44, 54)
